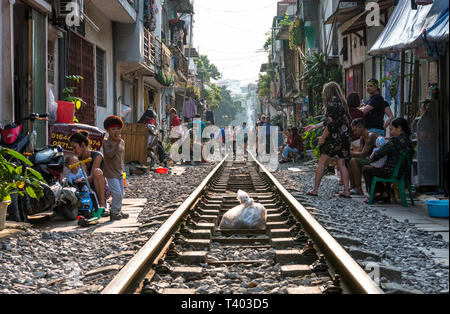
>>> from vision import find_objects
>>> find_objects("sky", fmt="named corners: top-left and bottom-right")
top-left (192, 0), bottom-right (278, 87)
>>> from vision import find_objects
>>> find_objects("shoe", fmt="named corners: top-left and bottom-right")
top-left (110, 212), bottom-right (122, 221)
top-left (110, 211), bottom-right (129, 221)
top-left (307, 191), bottom-right (318, 197)
top-left (101, 208), bottom-right (110, 217)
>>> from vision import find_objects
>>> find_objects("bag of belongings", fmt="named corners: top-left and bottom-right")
top-left (219, 190), bottom-right (267, 230)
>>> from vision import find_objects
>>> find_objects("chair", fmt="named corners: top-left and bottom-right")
top-left (368, 150), bottom-right (415, 207)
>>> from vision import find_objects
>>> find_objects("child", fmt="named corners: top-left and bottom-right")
top-left (103, 115), bottom-right (129, 221)
top-left (66, 156), bottom-right (89, 193)
top-left (370, 137), bottom-right (388, 168)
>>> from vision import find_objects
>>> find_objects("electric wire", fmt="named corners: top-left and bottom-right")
top-left (200, 15), bottom-right (266, 34)
top-left (196, 4), bottom-right (274, 13)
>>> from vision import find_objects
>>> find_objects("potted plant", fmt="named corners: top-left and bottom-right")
top-left (0, 147), bottom-right (45, 230)
top-left (63, 75), bottom-right (85, 123)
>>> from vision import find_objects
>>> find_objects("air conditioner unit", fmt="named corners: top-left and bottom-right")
top-left (57, 0), bottom-right (84, 22)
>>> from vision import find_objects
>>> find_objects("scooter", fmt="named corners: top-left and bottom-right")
top-left (67, 157), bottom-right (104, 227)
top-left (0, 113), bottom-right (48, 154)
top-left (2, 114), bottom-right (78, 222)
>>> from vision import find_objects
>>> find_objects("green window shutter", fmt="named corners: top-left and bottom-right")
top-left (31, 9), bottom-right (46, 147)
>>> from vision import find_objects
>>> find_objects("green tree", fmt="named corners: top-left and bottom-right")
top-left (204, 83), bottom-right (222, 110)
top-left (214, 87), bottom-right (244, 127)
top-left (195, 55), bottom-right (222, 83)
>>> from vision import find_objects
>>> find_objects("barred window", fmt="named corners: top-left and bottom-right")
top-left (96, 47), bottom-right (106, 107)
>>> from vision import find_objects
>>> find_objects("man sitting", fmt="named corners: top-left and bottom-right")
top-left (280, 127), bottom-right (303, 163)
top-left (348, 118), bottom-right (379, 195)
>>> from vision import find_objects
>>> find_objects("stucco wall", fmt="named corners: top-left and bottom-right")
top-left (85, 3), bottom-right (115, 128)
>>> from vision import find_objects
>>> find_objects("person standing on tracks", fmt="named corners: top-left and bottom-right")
top-left (263, 116), bottom-right (273, 154)
top-left (103, 115), bottom-right (129, 221)
top-left (307, 82), bottom-right (352, 198)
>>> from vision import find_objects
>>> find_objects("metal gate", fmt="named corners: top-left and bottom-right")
top-left (68, 30), bottom-right (95, 126)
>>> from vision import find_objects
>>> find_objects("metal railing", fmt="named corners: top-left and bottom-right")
top-left (171, 45), bottom-right (188, 78)
top-left (143, 28), bottom-right (161, 67)
top-left (144, 28), bottom-right (172, 72)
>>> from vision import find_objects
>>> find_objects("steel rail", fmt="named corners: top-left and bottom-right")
top-left (101, 155), bottom-right (229, 294)
top-left (249, 152), bottom-right (384, 294)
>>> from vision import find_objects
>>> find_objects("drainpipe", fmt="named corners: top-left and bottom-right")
top-left (400, 51), bottom-right (405, 118)
top-left (113, 22), bottom-right (117, 116)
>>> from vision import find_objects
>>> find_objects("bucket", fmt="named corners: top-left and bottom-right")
top-left (156, 167), bottom-right (168, 174)
top-left (0, 201), bottom-right (10, 231)
top-left (425, 200), bottom-right (449, 218)
top-left (56, 101), bottom-right (75, 123)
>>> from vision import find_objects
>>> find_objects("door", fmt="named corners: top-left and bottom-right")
top-left (30, 9), bottom-right (47, 147)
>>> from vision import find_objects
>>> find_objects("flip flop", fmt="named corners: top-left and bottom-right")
top-left (350, 189), bottom-right (364, 196)
top-left (338, 192), bottom-right (351, 199)
top-left (307, 191), bottom-right (318, 197)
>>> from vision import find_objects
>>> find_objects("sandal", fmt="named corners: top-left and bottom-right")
top-left (339, 192), bottom-right (351, 199)
top-left (307, 191), bottom-right (318, 197)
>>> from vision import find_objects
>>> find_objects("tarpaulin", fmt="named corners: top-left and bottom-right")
top-left (369, 0), bottom-right (449, 54)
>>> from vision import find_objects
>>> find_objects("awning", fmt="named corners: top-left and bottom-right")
top-left (369, 0), bottom-right (449, 55)
top-left (324, 5), bottom-right (364, 25)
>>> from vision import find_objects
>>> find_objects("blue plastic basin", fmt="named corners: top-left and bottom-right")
top-left (424, 200), bottom-right (449, 218)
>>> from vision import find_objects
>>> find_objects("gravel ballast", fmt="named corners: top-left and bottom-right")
top-left (273, 163), bottom-right (449, 294)
top-left (0, 164), bottom-right (214, 294)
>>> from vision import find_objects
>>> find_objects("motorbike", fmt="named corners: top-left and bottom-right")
top-left (0, 113), bottom-right (48, 153)
top-left (1, 114), bottom-right (79, 222)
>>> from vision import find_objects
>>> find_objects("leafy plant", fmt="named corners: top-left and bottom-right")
top-left (0, 147), bottom-right (45, 202)
top-left (156, 69), bottom-right (175, 87)
top-left (63, 75), bottom-right (84, 123)
top-left (289, 16), bottom-right (305, 49)
top-left (302, 115), bottom-right (325, 158)
top-left (305, 53), bottom-right (343, 116)
top-left (380, 66), bottom-right (400, 100)
top-left (186, 84), bottom-right (201, 100)
top-left (279, 14), bottom-right (294, 28)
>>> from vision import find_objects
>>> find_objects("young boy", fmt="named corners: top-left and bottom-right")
top-left (67, 156), bottom-right (89, 193)
top-left (103, 115), bottom-right (129, 221)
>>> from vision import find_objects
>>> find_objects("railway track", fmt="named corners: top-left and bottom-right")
top-left (102, 153), bottom-right (383, 294)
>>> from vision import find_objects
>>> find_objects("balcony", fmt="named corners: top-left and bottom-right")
top-left (144, 28), bottom-right (161, 68)
top-left (90, 0), bottom-right (136, 23)
top-left (143, 29), bottom-right (172, 72)
top-left (171, 46), bottom-right (188, 81)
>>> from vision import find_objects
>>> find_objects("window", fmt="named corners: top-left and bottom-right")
top-left (342, 37), bottom-right (348, 62)
top-left (96, 47), bottom-right (106, 107)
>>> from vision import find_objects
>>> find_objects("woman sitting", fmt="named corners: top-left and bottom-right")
top-left (281, 127), bottom-right (303, 163)
top-left (69, 131), bottom-right (106, 212)
top-left (362, 117), bottom-right (413, 203)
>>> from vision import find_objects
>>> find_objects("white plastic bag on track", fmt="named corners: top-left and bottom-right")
top-left (219, 190), bottom-right (267, 230)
